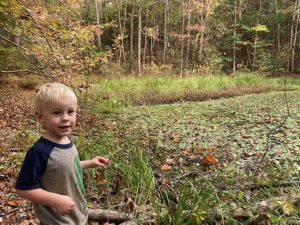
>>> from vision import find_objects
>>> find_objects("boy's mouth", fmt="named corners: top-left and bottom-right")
top-left (59, 126), bottom-right (71, 130)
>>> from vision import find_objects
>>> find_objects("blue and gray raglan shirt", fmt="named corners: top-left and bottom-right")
top-left (16, 137), bottom-right (88, 225)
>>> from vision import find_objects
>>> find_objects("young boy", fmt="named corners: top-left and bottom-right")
top-left (15, 83), bottom-right (110, 225)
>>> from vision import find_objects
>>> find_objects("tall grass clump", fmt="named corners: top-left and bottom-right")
top-left (73, 130), bottom-right (117, 189)
top-left (156, 179), bottom-right (221, 225)
top-left (112, 144), bottom-right (156, 206)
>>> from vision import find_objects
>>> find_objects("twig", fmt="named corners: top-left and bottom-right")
top-left (256, 74), bottom-right (290, 173)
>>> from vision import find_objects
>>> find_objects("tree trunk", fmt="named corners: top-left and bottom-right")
top-left (116, 0), bottom-right (126, 63)
top-left (180, 2), bottom-right (185, 78)
top-left (275, 0), bottom-right (280, 52)
top-left (252, 0), bottom-right (262, 71)
top-left (150, 5), bottom-right (155, 60)
top-left (143, 9), bottom-right (148, 67)
top-left (198, 0), bottom-right (213, 63)
top-left (291, 0), bottom-right (300, 72)
top-left (138, 4), bottom-right (142, 76)
top-left (94, 0), bottom-right (102, 51)
top-left (163, 0), bottom-right (169, 64)
top-left (130, 5), bottom-right (134, 67)
top-left (186, 0), bottom-right (191, 66)
top-left (233, 0), bottom-right (237, 75)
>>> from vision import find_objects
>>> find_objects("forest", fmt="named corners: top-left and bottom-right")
top-left (1, 0), bottom-right (300, 77)
top-left (0, 0), bottom-right (300, 225)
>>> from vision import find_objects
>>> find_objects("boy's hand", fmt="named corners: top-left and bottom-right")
top-left (91, 156), bottom-right (110, 169)
top-left (54, 195), bottom-right (76, 215)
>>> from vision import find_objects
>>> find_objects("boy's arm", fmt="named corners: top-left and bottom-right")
top-left (80, 156), bottom-right (110, 170)
top-left (16, 188), bottom-right (75, 215)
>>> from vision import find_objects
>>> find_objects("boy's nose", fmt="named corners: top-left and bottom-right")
top-left (62, 113), bottom-right (69, 121)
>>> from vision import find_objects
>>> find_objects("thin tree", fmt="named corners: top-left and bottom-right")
top-left (130, 5), bottom-right (135, 66)
top-left (163, 0), bottom-right (169, 64)
top-left (233, 0), bottom-right (237, 75)
top-left (94, 0), bottom-right (102, 51)
top-left (138, 2), bottom-right (142, 76)
top-left (143, 9), bottom-right (148, 66)
top-left (116, 0), bottom-right (126, 62)
top-left (180, 2), bottom-right (185, 78)
top-left (290, 0), bottom-right (300, 72)
top-left (252, 0), bottom-right (262, 71)
top-left (186, 0), bottom-right (191, 66)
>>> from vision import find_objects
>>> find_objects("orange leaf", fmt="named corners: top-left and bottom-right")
top-left (202, 155), bottom-right (218, 167)
top-left (7, 199), bottom-right (22, 207)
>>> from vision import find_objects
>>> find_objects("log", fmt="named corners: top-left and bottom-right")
top-left (88, 209), bottom-right (133, 223)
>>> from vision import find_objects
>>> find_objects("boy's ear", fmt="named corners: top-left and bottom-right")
top-left (35, 111), bottom-right (44, 123)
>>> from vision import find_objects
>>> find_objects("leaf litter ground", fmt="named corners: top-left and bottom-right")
top-left (118, 91), bottom-right (299, 177)
top-left (103, 91), bottom-right (300, 223)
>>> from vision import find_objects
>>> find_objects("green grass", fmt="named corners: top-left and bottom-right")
top-left (84, 73), bottom-right (300, 114)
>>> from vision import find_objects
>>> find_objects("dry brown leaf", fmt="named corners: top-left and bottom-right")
top-left (127, 197), bottom-right (135, 213)
top-left (161, 164), bottom-right (172, 171)
top-left (172, 133), bottom-right (180, 143)
top-left (166, 158), bottom-right (174, 164)
top-left (193, 147), bottom-right (203, 154)
top-left (95, 173), bottom-right (105, 184)
top-left (7, 199), bottom-right (22, 207)
top-left (158, 178), bottom-right (172, 186)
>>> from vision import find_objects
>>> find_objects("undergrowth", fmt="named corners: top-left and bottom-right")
top-left (76, 90), bottom-right (300, 224)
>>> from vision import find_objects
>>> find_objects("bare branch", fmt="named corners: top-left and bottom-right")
top-left (0, 34), bottom-right (28, 51)
top-left (0, 69), bottom-right (55, 78)
top-left (0, 27), bottom-right (36, 43)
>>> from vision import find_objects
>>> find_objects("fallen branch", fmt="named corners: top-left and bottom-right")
top-left (88, 209), bottom-right (133, 223)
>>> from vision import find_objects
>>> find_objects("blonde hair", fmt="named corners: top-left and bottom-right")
top-left (35, 83), bottom-right (77, 112)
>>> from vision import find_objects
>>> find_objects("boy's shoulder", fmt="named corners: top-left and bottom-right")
top-left (31, 137), bottom-right (74, 151)
top-left (25, 137), bottom-right (55, 161)
top-left (30, 137), bottom-right (54, 153)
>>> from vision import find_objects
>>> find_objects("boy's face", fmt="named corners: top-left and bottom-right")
top-left (36, 97), bottom-right (77, 142)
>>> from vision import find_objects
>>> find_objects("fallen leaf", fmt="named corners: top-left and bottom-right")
top-left (161, 164), bottom-right (172, 171)
top-left (193, 147), bottom-right (203, 154)
top-left (172, 133), bottom-right (180, 143)
top-left (7, 199), bottom-right (22, 207)
top-left (166, 158), bottom-right (174, 164)
top-left (127, 197), bottom-right (135, 213)
top-left (281, 201), bottom-right (296, 215)
top-left (202, 155), bottom-right (218, 167)
top-left (95, 173), bottom-right (105, 184)
top-left (158, 177), bottom-right (172, 186)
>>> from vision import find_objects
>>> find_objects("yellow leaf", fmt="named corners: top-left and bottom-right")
top-left (281, 201), bottom-right (296, 215)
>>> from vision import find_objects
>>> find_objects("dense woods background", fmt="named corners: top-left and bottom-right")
top-left (1, 0), bottom-right (300, 79)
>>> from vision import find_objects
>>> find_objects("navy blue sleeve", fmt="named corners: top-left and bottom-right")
top-left (15, 146), bottom-right (49, 190)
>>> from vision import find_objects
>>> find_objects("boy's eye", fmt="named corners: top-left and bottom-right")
top-left (52, 111), bottom-right (61, 115)
top-left (68, 110), bottom-right (75, 114)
